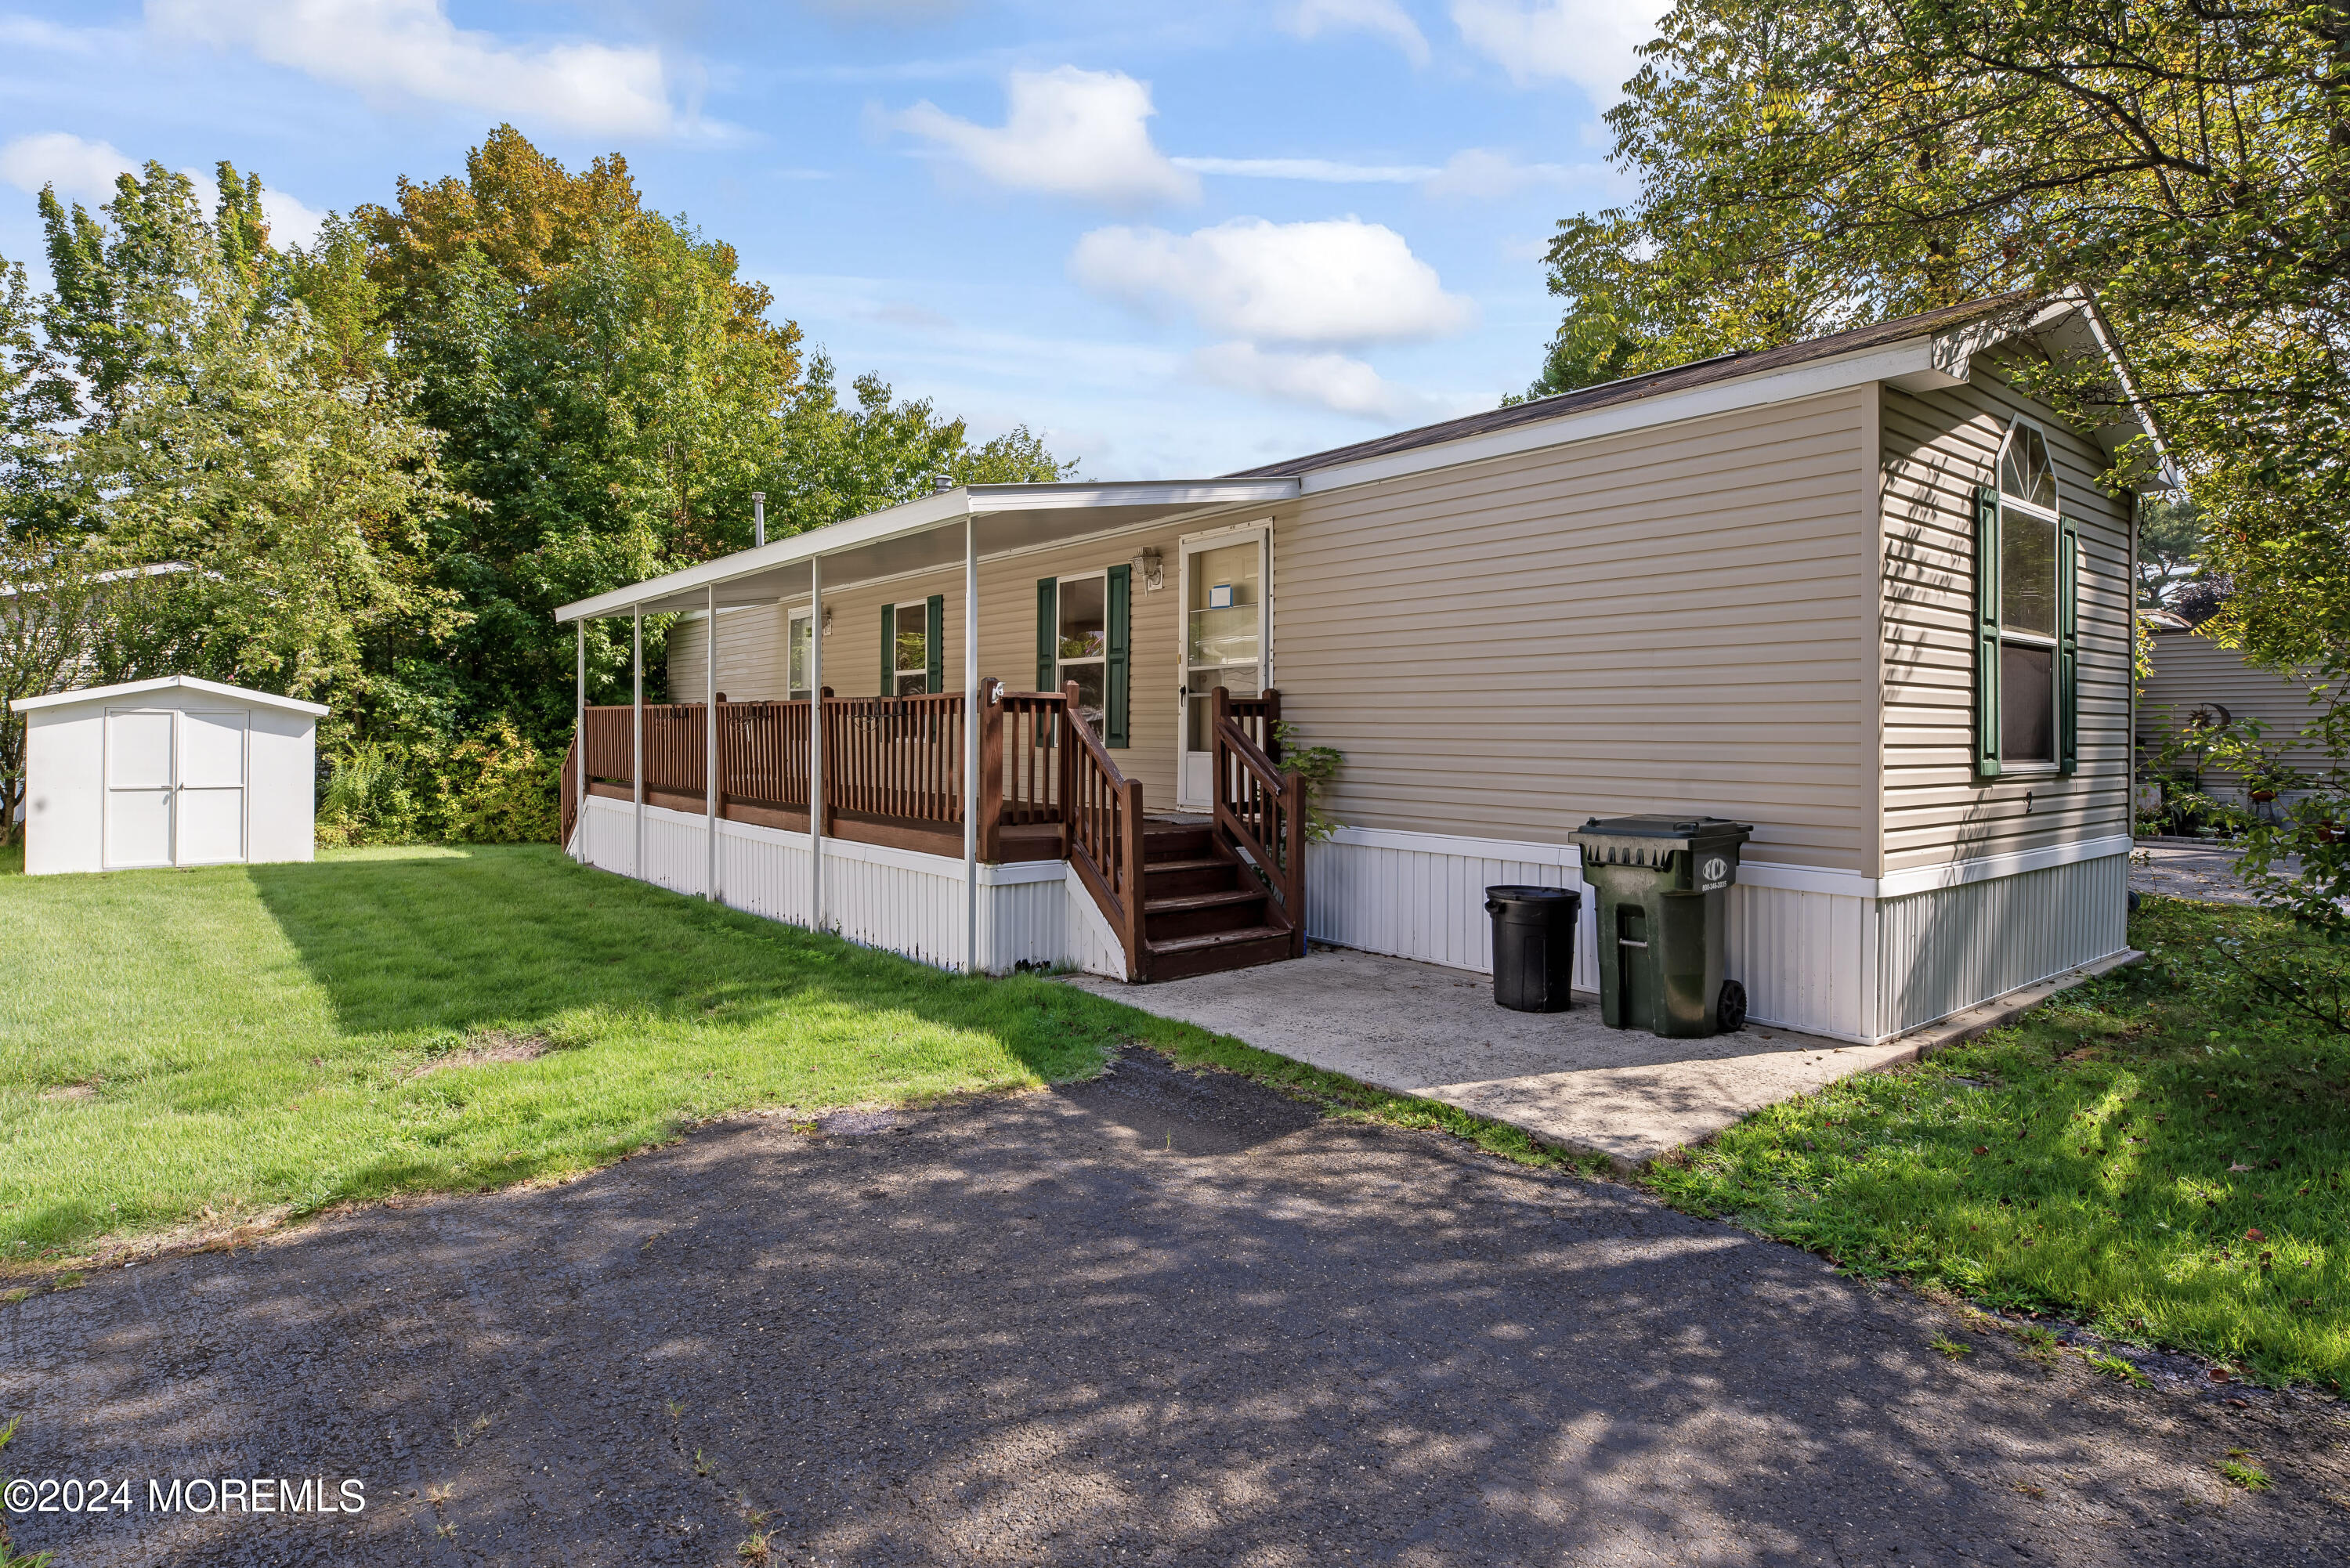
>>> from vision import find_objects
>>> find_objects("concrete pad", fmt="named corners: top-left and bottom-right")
top-left (1065, 947), bottom-right (1911, 1169)
top-left (1068, 945), bottom-right (2144, 1169)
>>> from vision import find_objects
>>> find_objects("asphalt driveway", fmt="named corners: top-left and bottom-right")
top-left (4, 1053), bottom-right (2345, 1566)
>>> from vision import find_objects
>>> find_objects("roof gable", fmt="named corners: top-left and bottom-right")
top-left (11, 674), bottom-right (330, 717)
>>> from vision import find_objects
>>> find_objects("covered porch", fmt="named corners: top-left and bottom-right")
top-left (552, 479), bottom-right (1309, 982)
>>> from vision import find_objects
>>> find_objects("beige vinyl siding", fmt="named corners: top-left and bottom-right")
top-left (1272, 388), bottom-right (1880, 873)
top-left (1878, 365), bottom-right (2135, 873)
top-left (664, 604), bottom-right (790, 704)
top-left (657, 522), bottom-right (1204, 808)
top-left (2138, 630), bottom-right (2323, 786)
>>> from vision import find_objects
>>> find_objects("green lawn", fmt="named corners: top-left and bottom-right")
top-left (1647, 898), bottom-right (2350, 1388)
top-left (0, 845), bottom-right (1160, 1263)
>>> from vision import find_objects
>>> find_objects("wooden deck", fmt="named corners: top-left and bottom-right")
top-left (564, 685), bottom-right (1306, 981)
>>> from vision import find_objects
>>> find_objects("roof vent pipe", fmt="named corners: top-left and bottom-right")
top-left (933, 473), bottom-right (953, 494)
top-left (751, 491), bottom-right (765, 548)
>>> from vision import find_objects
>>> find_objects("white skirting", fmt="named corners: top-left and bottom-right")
top-left (573, 795), bottom-right (1131, 980)
top-left (1307, 826), bottom-right (2130, 1044)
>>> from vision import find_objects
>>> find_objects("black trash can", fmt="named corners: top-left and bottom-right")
top-left (1485, 885), bottom-right (1581, 1013)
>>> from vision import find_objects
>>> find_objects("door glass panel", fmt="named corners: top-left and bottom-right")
top-left (179, 712), bottom-right (247, 788)
top-left (1185, 667), bottom-right (1264, 750)
top-left (1184, 538), bottom-right (1263, 756)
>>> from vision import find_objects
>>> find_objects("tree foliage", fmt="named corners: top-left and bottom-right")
top-left (0, 126), bottom-right (1073, 843)
top-left (1533, 1), bottom-right (2348, 663)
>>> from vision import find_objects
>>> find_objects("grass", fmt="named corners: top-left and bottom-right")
top-left (1646, 897), bottom-right (2350, 1388)
top-left (0, 844), bottom-right (1198, 1262)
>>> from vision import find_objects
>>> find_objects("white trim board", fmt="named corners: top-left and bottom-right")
top-left (13, 674), bottom-right (329, 717)
top-left (1321, 822), bottom-right (2131, 900)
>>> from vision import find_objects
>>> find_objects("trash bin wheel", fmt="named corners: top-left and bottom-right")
top-left (1717, 979), bottom-right (1748, 1033)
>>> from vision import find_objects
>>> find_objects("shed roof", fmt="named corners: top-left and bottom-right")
top-left (11, 674), bottom-right (330, 717)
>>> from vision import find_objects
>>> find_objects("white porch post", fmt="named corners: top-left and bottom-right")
top-left (964, 512), bottom-right (979, 974)
top-left (704, 584), bottom-right (718, 902)
top-left (631, 605), bottom-right (643, 880)
top-left (573, 619), bottom-right (585, 859)
top-left (808, 553), bottom-right (825, 930)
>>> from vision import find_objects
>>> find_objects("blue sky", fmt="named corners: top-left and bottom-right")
top-left (0, 1), bottom-right (1661, 478)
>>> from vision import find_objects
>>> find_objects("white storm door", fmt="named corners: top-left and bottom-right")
top-left (103, 710), bottom-right (176, 869)
top-left (1176, 529), bottom-right (1268, 811)
top-left (175, 710), bottom-right (248, 865)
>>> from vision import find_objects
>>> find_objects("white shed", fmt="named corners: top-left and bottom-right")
top-left (10, 675), bottom-right (327, 876)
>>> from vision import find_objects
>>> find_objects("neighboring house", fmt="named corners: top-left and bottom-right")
top-left (2137, 620), bottom-right (2330, 803)
top-left (555, 288), bottom-right (2164, 1046)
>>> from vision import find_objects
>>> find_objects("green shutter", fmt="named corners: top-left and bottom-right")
top-left (879, 602), bottom-right (895, 695)
top-left (1036, 577), bottom-right (1057, 692)
top-left (1104, 564), bottom-right (1131, 748)
top-left (925, 594), bottom-right (945, 695)
top-left (2058, 518), bottom-right (2080, 775)
top-left (1973, 484), bottom-right (2003, 781)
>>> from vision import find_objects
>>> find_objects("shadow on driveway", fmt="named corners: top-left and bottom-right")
top-left (5, 1054), bottom-right (2345, 1566)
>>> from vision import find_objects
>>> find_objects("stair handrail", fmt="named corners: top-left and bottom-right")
top-left (1210, 686), bottom-right (1307, 956)
top-left (1061, 679), bottom-right (1146, 977)
top-left (560, 731), bottom-right (580, 849)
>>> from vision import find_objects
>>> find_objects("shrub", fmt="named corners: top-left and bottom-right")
top-left (316, 720), bottom-right (559, 847)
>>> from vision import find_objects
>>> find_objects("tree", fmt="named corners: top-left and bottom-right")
top-left (2137, 496), bottom-right (2207, 610)
top-left (42, 163), bottom-right (463, 750)
top-left (1531, 1), bottom-right (2349, 665)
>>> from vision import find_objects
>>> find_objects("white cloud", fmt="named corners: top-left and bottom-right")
top-left (1449, 1), bottom-right (1669, 98)
top-left (1419, 147), bottom-right (1589, 198)
top-left (1191, 341), bottom-right (1446, 422)
top-left (1279, 0), bottom-right (1430, 66)
top-left (1171, 155), bottom-right (1439, 184)
top-left (1068, 217), bottom-right (1473, 347)
top-left (892, 67), bottom-right (1197, 208)
top-left (0, 132), bottom-right (136, 204)
top-left (0, 14), bottom-right (112, 53)
top-left (260, 188), bottom-right (327, 249)
top-left (146, 0), bottom-right (688, 137)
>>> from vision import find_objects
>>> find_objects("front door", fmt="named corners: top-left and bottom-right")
top-left (175, 711), bottom-right (249, 865)
top-left (104, 710), bottom-right (175, 869)
top-left (1176, 527), bottom-right (1268, 811)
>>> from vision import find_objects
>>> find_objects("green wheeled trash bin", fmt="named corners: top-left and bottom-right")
top-left (1567, 815), bottom-right (1752, 1038)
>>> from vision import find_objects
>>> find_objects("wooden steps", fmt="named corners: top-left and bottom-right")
top-left (1135, 819), bottom-right (1296, 981)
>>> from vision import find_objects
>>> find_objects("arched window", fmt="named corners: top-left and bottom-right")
top-left (1975, 422), bottom-right (2078, 778)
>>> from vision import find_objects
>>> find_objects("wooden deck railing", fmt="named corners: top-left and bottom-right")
top-left (1210, 686), bottom-right (1307, 957)
top-left (560, 733), bottom-right (580, 847)
top-left (1061, 680), bottom-right (1145, 974)
top-left (1224, 689), bottom-right (1282, 761)
top-left (579, 687), bottom-right (1076, 859)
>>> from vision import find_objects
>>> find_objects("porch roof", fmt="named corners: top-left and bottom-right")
top-left (552, 478), bottom-right (1298, 621)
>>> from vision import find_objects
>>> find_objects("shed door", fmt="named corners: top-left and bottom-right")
top-left (175, 711), bottom-right (248, 865)
top-left (104, 710), bottom-right (176, 869)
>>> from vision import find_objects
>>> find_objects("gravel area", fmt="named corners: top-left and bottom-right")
top-left (4, 1053), bottom-right (2346, 1566)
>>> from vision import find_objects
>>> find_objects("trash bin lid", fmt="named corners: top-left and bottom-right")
top-left (1484, 884), bottom-right (1578, 901)
top-left (1567, 815), bottom-right (1752, 869)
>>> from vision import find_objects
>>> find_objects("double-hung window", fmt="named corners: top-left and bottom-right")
top-left (879, 597), bottom-right (945, 695)
top-left (1974, 422), bottom-right (2078, 779)
top-left (787, 609), bottom-right (814, 701)
top-left (1034, 566), bottom-right (1131, 746)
